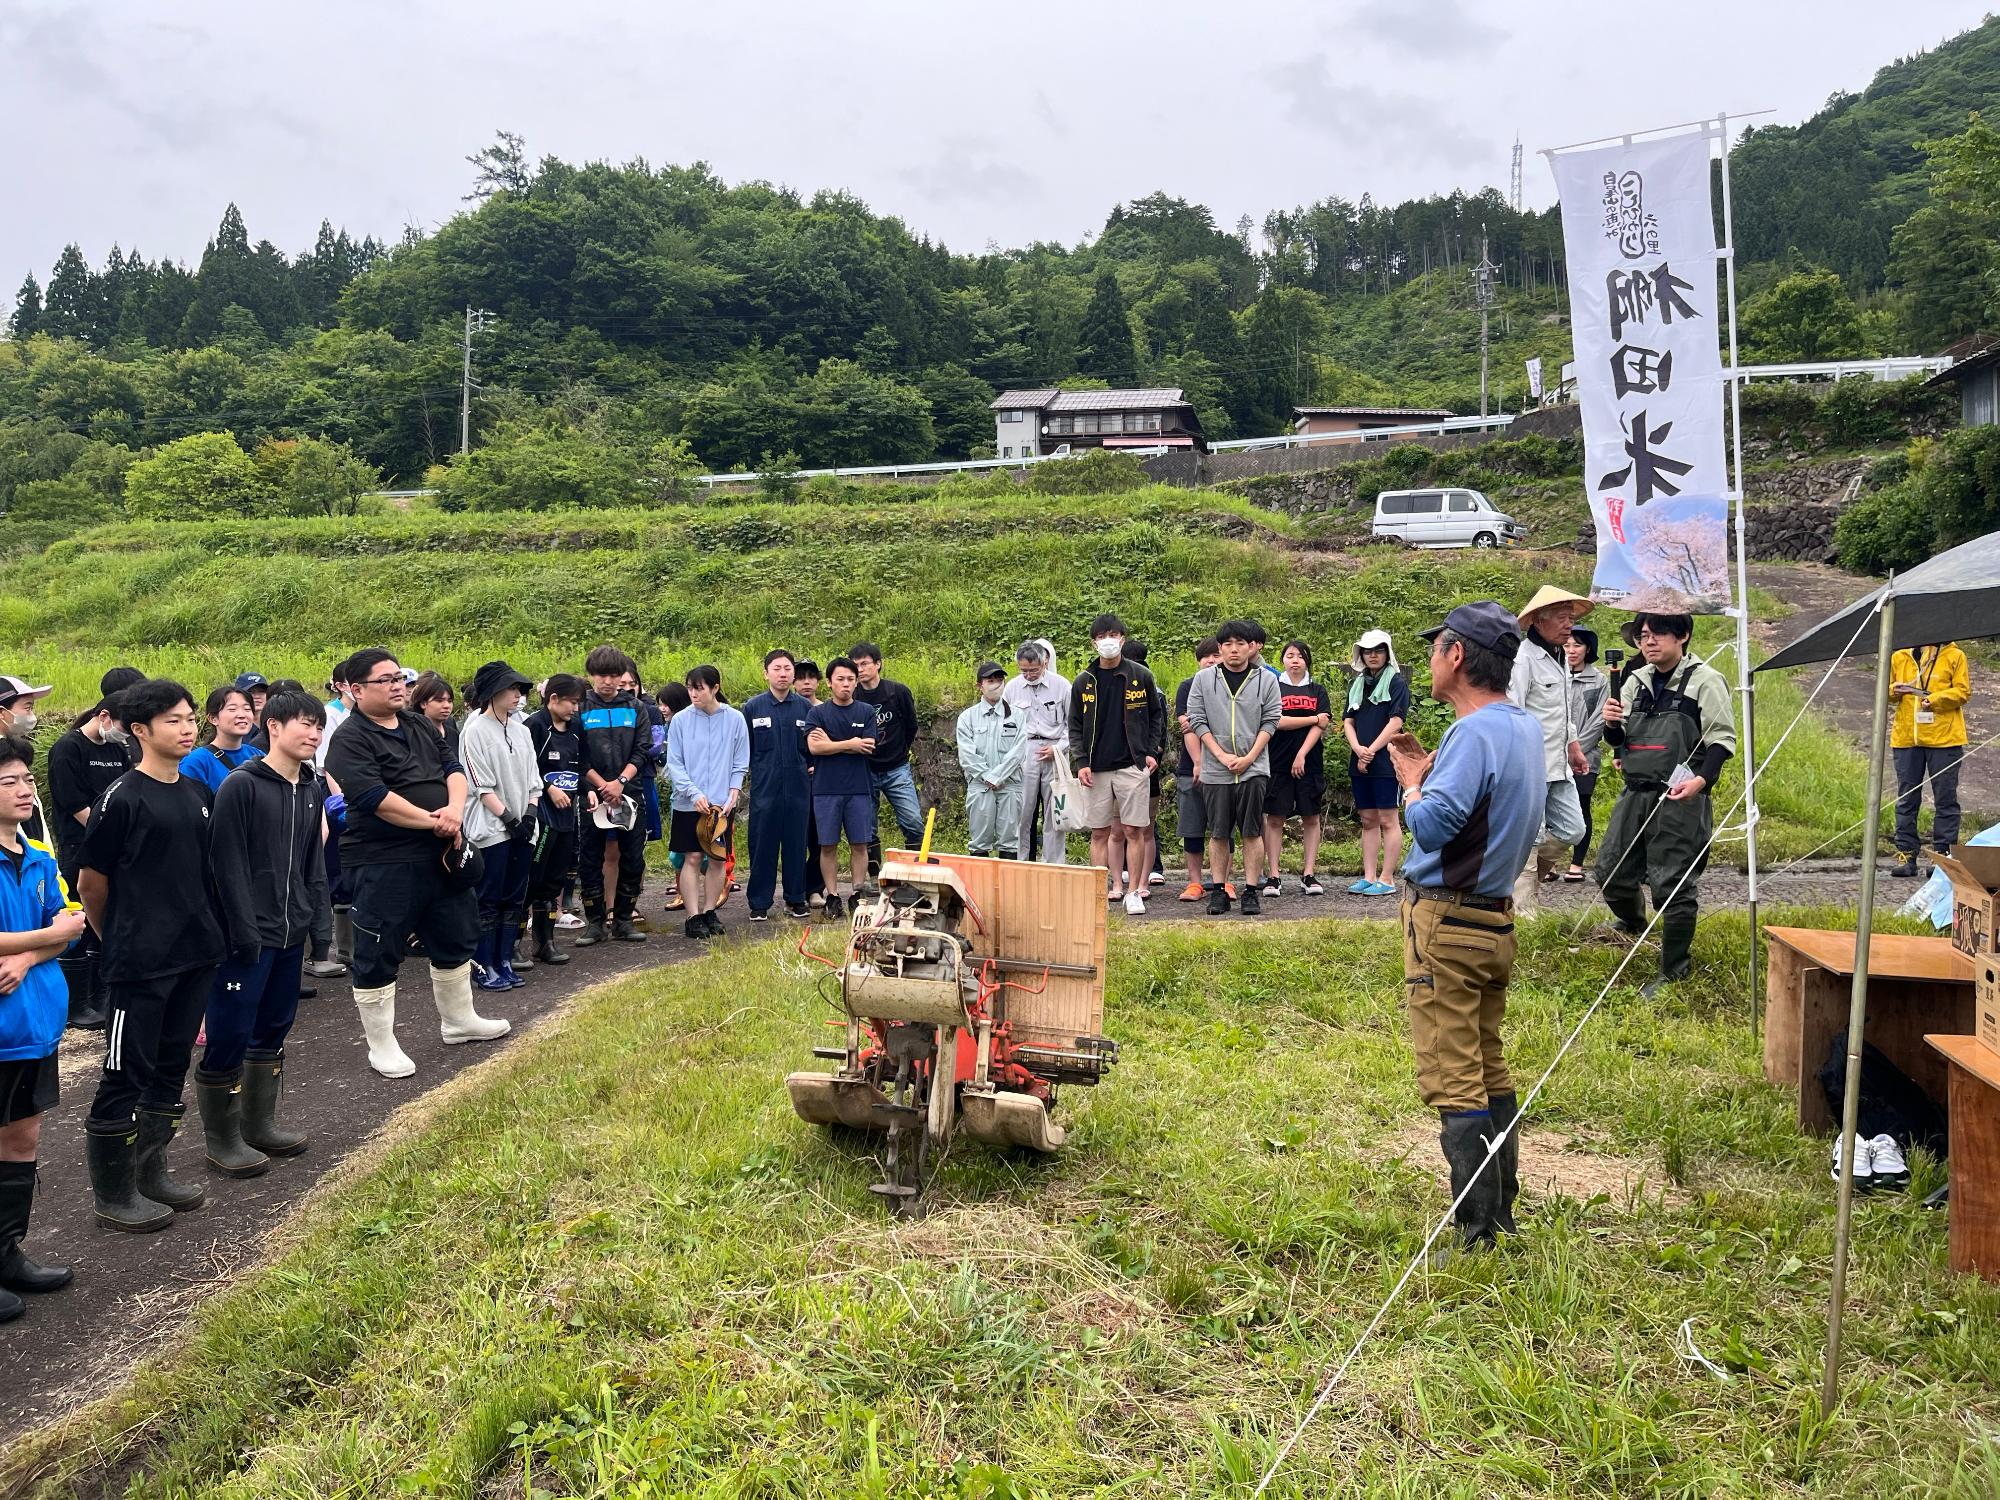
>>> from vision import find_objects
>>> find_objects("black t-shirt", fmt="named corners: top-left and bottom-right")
top-left (525, 709), bottom-right (584, 833)
top-left (1221, 665), bottom-right (1253, 695)
top-left (1344, 671), bottom-right (1413, 776)
top-left (78, 770), bottom-right (224, 983)
top-left (325, 708), bottom-right (462, 865)
top-left (47, 727), bottom-right (130, 865)
top-left (854, 679), bottom-right (918, 771)
top-left (1270, 679), bottom-right (1332, 775)
top-left (1084, 664), bottom-right (1134, 772)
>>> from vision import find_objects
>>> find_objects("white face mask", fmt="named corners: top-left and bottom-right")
top-left (8, 709), bottom-right (35, 735)
top-left (104, 724), bottom-right (130, 745)
top-left (980, 680), bottom-right (1005, 703)
top-left (1094, 637), bottom-right (1121, 659)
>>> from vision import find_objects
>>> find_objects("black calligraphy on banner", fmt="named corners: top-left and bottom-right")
top-left (1597, 409), bottom-right (1694, 503)
top-left (1606, 264), bottom-right (1699, 340)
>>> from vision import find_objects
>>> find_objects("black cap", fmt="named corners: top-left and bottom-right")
top-left (471, 660), bottom-right (533, 705)
top-left (976, 660), bottom-right (1006, 682)
top-left (233, 671), bottom-right (269, 692)
top-left (1419, 600), bottom-right (1522, 659)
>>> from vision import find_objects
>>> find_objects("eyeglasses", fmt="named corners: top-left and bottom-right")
top-left (358, 674), bottom-right (406, 687)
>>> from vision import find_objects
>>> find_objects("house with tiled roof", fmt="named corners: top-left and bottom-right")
top-left (991, 387), bottom-right (1209, 458)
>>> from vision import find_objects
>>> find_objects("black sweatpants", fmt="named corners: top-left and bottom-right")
top-left (90, 966), bottom-right (215, 1124)
top-left (579, 820), bottom-right (647, 921)
top-left (347, 858), bottom-right (480, 990)
top-left (529, 827), bottom-right (577, 911)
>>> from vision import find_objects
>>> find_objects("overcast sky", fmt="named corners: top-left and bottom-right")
top-left (3, 0), bottom-right (1993, 284)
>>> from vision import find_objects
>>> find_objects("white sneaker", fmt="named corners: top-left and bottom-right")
top-left (1867, 1134), bottom-right (1909, 1190)
top-left (1123, 891), bottom-right (1146, 916)
top-left (1831, 1134), bottom-right (1876, 1191)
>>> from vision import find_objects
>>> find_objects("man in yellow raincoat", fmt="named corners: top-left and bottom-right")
top-left (1889, 641), bottom-right (1970, 879)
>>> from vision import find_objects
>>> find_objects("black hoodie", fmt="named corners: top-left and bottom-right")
top-left (210, 758), bottom-right (328, 958)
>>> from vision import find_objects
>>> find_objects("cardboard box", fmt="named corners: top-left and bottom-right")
top-left (1936, 845), bottom-right (2000, 960)
top-left (1981, 955), bottom-right (2000, 1059)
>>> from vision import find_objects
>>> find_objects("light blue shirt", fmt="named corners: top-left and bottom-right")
top-left (1401, 700), bottom-right (1546, 899)
top-left (179, 742), bottom-right (263, 794)
top-left (666, 703), bottom-right (750, 811)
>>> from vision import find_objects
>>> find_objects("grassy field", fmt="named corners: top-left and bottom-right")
top-left (0, 485), bottom-right (1880, 866)
top-left (8, 907), bottom-right (1997, 1498)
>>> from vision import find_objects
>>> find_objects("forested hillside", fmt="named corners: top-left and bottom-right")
top-left (6, 18), bottom-right (2000, 514)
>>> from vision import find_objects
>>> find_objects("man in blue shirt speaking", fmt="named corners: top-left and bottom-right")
top-left (1388, 601), bottom-right (1546, 1256)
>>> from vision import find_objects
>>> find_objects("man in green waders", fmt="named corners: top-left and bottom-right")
top-left (1595, 611), bottom-right (1736, 999)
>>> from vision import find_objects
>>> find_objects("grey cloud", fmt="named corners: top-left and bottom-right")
top-left (1033, 89), bottom-right (1067, 138)
top-left (898, 140), bottom-right (1040, 205)
top-left (1349, 0), bottom-right (1505, 56)
top-left (1266, 55), bottom-right (1486, 171)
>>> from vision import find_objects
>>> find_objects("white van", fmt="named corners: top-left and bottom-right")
top-left (1371, 488), bottom-right (1526, 549)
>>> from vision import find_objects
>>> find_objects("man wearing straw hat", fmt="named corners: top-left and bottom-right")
top-left (1507, 587), bottom-right (1593, 914)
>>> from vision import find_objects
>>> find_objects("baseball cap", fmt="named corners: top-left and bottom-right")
top-left (233, 671), bottom-right (269, 692)
top-left (0, 676), bottom-right (53, 710)
top-left (1419, 601), bottom-right (1522, 659)
top-left (976, 660), bottom-right (1006, 682)
top-left (592, 797), bottom-right (638, 832)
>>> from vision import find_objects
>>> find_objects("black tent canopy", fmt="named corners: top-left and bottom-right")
top-left (1757, 531), bottom-right (2000, 672)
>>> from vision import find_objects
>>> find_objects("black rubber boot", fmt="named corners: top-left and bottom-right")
top-left (194, 1071), bottom-right (270, 1179)
top-left (611, 917), bottom-right (648, 943)
top-left (532, 910), bottom-right (570, 966)
top-left (134, 1108), bottom-right (206, 1210)
top-left (0, 1159), bottom-right (71, 1294)
top-left (62, 952), bottom-right (106, 1031)
top-left (1659, 914), bottom-right (1697, 983)
top-left (1433, 1111), bottom-right (1501, 1262)
top-left (240, 1050), bottom-right (309, 1157)
top-left (85, 1119), bottom-right (173, 1232)
top-left (1487, 1092), bottom-right (1522, 1235)
top-left (574, 896), bottom-right (608, 947)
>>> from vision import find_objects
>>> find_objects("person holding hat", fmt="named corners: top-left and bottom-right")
top-left (1507, 586), bottom-right (1593, 915)
top-left (323, 648), bottom-right (507, 1079)
top-left (666, 665), bottom-right (750, 941)
top-left (958, 661), bottom-right (1027, 859)
top-left (1386, 601), bottom-right (1546, 1255)
top-left (1561, 627), bottom-right (1609, 882)
top-left (1342, 629), bottom-right (1410, 896)
top-left (461, 661), bottom-right (542, 993)
top-left (1596, 611), bottom-right (1736, 997)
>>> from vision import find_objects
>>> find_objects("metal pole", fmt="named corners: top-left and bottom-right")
top-left (460, 304), bottom-right (473, 456)
top-left (1717, 111), bottom-right (1763, 1037)
top-left (1821, 587), bottom-right (1895, 1417)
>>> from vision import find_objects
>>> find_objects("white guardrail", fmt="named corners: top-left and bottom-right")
top-left (364, 355), bottom-right (1955, 497)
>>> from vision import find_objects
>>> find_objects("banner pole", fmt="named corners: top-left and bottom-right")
top-left (1717, 110), bottom-right (1763, 1037)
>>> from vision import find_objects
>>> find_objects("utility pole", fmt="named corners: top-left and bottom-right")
top-left (1474, 230), bottom-right (1498, 418)
top-left (1509, 134), bottom-right (1523, 213)
top-left (461, 304), bottom-right (495, 454)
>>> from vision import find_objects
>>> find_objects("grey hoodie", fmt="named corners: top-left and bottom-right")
top-left (1184, 663), bottom-right (1283, 784)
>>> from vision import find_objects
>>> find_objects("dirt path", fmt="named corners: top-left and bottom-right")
top-left (2, 854), bottom-right (1873, 1446)
top-left (1749, 561), bottom-right (2000, 825)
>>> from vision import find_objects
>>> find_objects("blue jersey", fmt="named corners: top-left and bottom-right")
top-left (0, 837), bottom-right (68, 1061)
top-left (180, 742), bottom-right (263, 794)
top-left (1401, 701), bottom-right (1546, 899)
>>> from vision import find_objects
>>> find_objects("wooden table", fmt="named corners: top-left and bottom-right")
top-left (1763, 926), bottom-right (1975, 1134)
top-left (1925, 1036), bottom-right (2000, 1281)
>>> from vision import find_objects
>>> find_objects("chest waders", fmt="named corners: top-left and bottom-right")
top-left (1594, 664), bottom-right (1711, 981)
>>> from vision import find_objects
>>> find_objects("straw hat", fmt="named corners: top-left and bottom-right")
top-left (1517, 585), bottom-right (1595, 630)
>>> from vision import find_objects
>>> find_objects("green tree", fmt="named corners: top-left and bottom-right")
top-left (916, 363), bottom-right (996, 458)
top-left (1738, 269), bottom-right (1868, 361)
top-left (434, 419), bottom-right (641, 510)
top-left (9, 275), bottom-right (41, 339)
top-left (124, 431), bottom-right (270, 519)
top-left (254, 435), bottom-right (380, 516)
top-left (1076, 270), bottom-right (1137, 386)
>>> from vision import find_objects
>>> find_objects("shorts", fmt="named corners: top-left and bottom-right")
top-left (0, 1053), bottom-right (58, 1125)
top-left (814, 793), bottom-right (876, 846)
top-left (1175, 774), bottom-right (1208, 848)
top-left (1350, 772), bottom-right (1400, 811)
top-left (669, 807), bottom-right (736, 856)
top-left (1079, 765), bottom-right (1150, 829)
top-left (1266, 767), bottom-right (1325, 820)
top-left (1200, 776), bottom-right (1268, 842)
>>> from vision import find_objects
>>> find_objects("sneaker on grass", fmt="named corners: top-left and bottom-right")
top-left (1123, 891), bottom-right (1146, 917)
top-left (1831, 1134), bottom-right (1875, 1192)
top-left (1867, 1134), bottom-right (1909, 1190)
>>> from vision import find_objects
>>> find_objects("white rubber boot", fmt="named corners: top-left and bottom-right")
top-left (353, 983), bottom-right (416, 1078)
top-left (432, 962), bottom-right (510, 1044)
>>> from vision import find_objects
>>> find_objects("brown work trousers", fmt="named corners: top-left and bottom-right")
top-left (1402, 893), bottom-right (1518, 1113)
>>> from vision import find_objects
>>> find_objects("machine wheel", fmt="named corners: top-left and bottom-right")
top-left (1473, 531), bottom-right (1498, 549)
top-left (870, 1049), bottom-right (933, 1216)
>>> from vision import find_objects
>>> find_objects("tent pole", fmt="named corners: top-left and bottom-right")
top-left (1821, 588), bottom-right (1894, 1417)
top-left (1716, 110), bottom-right (1761, 1037)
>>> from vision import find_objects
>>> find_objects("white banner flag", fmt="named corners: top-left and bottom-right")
top-left (1525, 356), bottom-right (1544, 401)
top-left (1550, 130), bottom-right (1731, 611)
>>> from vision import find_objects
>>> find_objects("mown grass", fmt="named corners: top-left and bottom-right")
top-left (8, 906), bottom-right (1998, 1498)
top-left (0, 488), bottom-right (1879, 868)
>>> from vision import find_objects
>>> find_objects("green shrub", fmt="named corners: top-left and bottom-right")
top-left (1835, 480), bottom-right (1933, 573)
top-left (1022, 449), bottom-right (1147, 495)
top-left (124, 431), bottom-right (271, 520)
